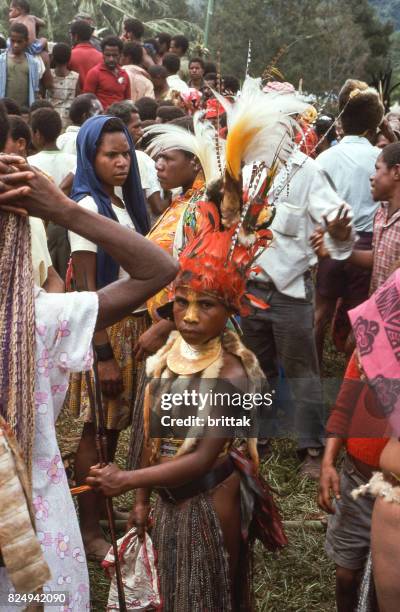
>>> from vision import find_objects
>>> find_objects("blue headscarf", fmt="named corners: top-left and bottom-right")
top-left (71, 115), bottom-right (150, 289)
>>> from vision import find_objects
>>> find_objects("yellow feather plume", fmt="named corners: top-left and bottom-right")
top-left (226, 122), bottom-right (260, 181)
top-left (214, 76), bottom-right (310, 181)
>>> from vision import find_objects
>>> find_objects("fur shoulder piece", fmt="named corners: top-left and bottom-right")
top-left (145, 331), bottom-right (179, 377)
top-left (222, 330), bottom-right (265, 382)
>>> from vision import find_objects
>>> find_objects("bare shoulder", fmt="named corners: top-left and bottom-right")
top-left (219, 349), bottom-right (246, 382)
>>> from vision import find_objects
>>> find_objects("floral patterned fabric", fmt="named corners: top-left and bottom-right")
top-left (0, 288), bottom-right (98, 610)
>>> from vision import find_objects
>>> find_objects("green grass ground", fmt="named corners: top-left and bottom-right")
top-left (57, 341), bottom-right (345, 611)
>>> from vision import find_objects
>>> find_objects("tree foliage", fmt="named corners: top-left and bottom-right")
top-left (0, 0), bottom-right (200, 42)
top-left (208, 0), bottom-right (392, 94)
top-left (370, 0), bottom-right (400, 30)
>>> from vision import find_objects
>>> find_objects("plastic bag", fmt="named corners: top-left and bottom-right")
top-left (102, 528), bottom-right (160, 610)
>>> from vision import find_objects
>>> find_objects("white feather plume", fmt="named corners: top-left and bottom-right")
top-left (213, 76), bottom-right (310, 179)
top-left (143, 114), bottom-right (225, 186)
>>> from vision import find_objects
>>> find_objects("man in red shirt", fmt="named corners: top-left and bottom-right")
top-left (69, 20), bottom-right (102, 89)
top-left (83, 36), bottom-right (131, 111)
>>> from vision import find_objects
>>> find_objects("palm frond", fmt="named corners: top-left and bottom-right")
top-left (145, 18), bottom-right (202, 37)
top-left (38, 0), bottom-right (58, 39)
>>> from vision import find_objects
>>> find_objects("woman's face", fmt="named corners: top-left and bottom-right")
top-left (95, 131), bottom-right (131, 187)
top-left (173, 286), bottom-right (230, 345)
top-left (155, 150), bottom-right (197, 191)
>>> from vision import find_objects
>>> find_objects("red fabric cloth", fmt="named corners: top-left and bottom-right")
top-left (230, 448), bottom-right (287, 551)
top-left (83, 63), bottom-right (131, 110)
top-left (68, 43), bottom-right (102, 88)
top-left (326, 352), bottom-right (388, 467)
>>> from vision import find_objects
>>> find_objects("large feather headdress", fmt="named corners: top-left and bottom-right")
top-left (212, 77), bottom-right (310, 227)
top-left (143, 114), bottom-right (224, 186)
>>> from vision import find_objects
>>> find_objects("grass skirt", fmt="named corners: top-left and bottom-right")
top-left (152, 492), bottom-right (232, 612)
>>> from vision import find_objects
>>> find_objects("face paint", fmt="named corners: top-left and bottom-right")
top-left (173, 286), bottom-right (230, 346)
top-left (183, 290), bottom-right (201, 324)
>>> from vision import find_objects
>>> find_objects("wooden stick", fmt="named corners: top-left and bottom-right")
top-left (89, 360), bottom-right (127, 612)
top-left (73, 271), bottom-right (127, 609)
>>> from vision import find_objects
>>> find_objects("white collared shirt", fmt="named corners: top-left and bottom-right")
top-left (316, 135), bottom-right (380, 232)
top-left (245, 151), bottom-right (355, 299)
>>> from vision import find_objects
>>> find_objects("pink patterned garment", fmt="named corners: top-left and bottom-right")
top-left (349, 269), bottom-right (400, 435)
top-left (0, 288), bottom-right (98, 610)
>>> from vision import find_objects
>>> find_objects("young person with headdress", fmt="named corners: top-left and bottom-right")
top-left (65, 114), bottom-right (151, 560)
top-left (87, 78), bottom-right (338, 610)
top-left (126, 115), bottom-right (223, 468)
top-left (87, 186), bottom-right (287, 611)
top-left (0, 107), bottom-right (177, 604)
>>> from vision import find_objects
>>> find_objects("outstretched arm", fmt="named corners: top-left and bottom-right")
top-left (0, 157), bottom-right (179, 330)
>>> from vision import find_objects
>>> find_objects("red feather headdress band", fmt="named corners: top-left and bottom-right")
top-left (174, 198), bottom-right (273, 315)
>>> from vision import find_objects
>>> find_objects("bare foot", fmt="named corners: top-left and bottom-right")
top-left (84, 537), bottom-right (110, 562)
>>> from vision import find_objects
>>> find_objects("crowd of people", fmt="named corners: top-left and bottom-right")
top-left (1, 1), bottom-right (400, 611)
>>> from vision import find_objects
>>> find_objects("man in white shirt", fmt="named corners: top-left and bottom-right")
top-left (315, 79), bottom-right (385, 366)
top-left (241, 151), bottom-right (355, 477)
top-left (28, 107), bottom-right (76, 186)
top-left (29, 107), bottom-right (77, 279)
top-left (57, 93), bottom-right (103, 156)
top-left (163, 52), bottom-right (189, 95)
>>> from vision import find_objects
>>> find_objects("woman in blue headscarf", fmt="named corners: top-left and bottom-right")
top-left (67, 115), bottom-right (151, 559)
